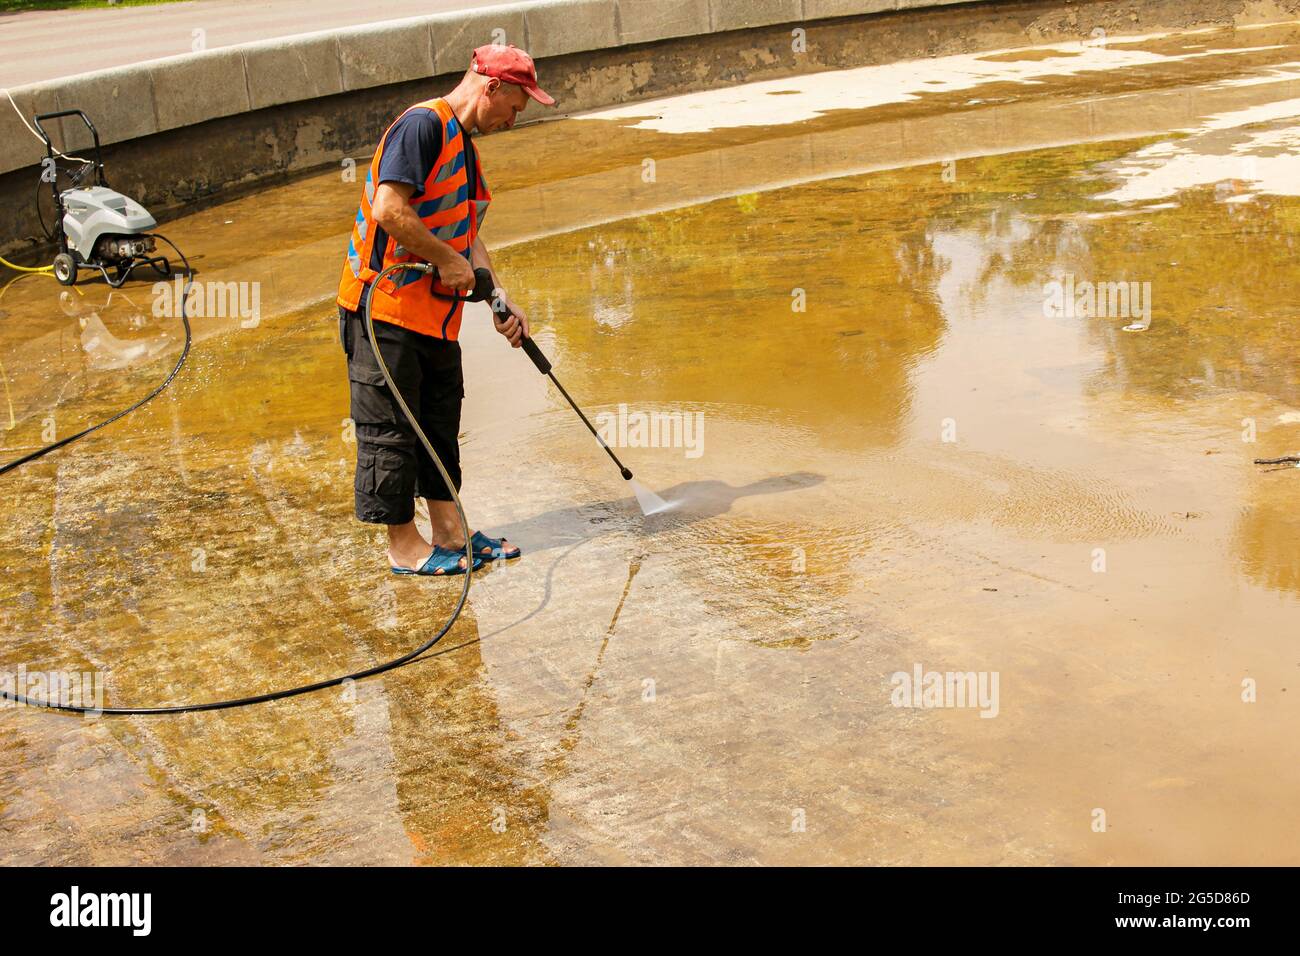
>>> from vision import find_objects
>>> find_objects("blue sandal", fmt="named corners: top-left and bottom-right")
top-left (391, 545), bottom-right (482, 576)
top-left (466, 530), bottom-right (521, 562)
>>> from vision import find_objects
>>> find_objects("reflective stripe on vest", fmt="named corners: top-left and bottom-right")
top-left (336, 97), bottom-right (492, 341)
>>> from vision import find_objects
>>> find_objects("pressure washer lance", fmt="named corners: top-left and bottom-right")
top-left (444, 266), bottom-right (634, 482)
top-left (438, 267), bottom-right (673, 516)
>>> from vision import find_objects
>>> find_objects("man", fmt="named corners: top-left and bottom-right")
top-left (337, 44), bottom-right (555, 575)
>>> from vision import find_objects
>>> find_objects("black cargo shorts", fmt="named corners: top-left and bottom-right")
top-left (339, 303), bottom-right (464, 525)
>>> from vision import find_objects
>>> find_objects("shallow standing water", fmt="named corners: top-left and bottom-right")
top-left (1, 22), bottom-right (1298, 864)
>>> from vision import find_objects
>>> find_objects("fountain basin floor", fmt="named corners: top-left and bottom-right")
top-left (1, 21), bottom-right (1298, 864)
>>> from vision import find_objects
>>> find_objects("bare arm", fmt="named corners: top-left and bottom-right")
top-left (470, 235), bottom-right (501, 288)
top-left (371, 181), bottom-right (473, 290)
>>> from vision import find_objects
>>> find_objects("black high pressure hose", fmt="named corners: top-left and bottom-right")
top-left (0, 260), bottom-right (480, 715)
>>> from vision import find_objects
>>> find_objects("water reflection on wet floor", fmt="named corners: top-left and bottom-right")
top-left (1, 22), bottom-right (1298, 864)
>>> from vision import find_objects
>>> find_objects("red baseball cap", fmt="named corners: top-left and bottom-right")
top-left (471, 43), bottom-right (555, 106)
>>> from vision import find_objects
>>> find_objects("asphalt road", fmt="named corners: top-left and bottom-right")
top-left (0, 0), bottom-right (513, 88)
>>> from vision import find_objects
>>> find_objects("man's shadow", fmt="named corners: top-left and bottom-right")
top-left (495, 471), bottom-right (826, 556)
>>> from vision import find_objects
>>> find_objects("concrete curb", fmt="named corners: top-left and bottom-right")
top-left (0, 0), bottom-right (981, 174)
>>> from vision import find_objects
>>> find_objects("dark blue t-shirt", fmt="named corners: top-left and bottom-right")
top-left (377, 107), bottom-right (478, 199)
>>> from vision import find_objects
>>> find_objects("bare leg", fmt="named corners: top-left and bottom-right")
top-left (424, 499), bottom-right (519, 558)
top-left (386, 518), bottom-right (466, 573)
top-left (424, 500), bottom-right (468, 550)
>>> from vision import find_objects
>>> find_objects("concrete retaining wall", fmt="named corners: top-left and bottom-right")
top-left (3, 0), bottom-right (1296, 258)
top-left (4, 0), bottom-right (936, 175)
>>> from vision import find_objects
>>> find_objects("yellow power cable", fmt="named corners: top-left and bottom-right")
top-left (0, 253), bottom-right (52, 274)
top-left (2, 88), bottom-right (79, 277)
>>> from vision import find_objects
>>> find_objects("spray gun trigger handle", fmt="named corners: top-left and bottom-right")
top-left (471, 267), bottom-right (496, 303)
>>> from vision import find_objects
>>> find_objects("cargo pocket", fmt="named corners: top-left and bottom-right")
top-left (356, 446), bottom-right (415, 498)
top-left (348, 342), bottom-right (415, 428)
top-left (346, 330), bottom-right (392, 387)
top-left (349, 374), bottom-right (400, 430)
top-left (349, 319), bottom-right (417, 376)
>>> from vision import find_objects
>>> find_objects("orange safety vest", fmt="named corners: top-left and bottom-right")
top-left (337, 97), bottom-right (491, 341)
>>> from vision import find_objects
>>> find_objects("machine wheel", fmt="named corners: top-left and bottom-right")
top-left (52, 253), bottom-right (77, 286)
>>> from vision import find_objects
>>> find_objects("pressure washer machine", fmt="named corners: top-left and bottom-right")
top-left (33, 109), bottom-right (174, 287)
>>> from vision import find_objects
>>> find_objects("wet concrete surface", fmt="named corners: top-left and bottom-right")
top-left (1, 22), bottom-right (1298, 864)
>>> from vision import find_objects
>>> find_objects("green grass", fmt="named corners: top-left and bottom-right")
top-left (0, 0), bottom-right (188, 12)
